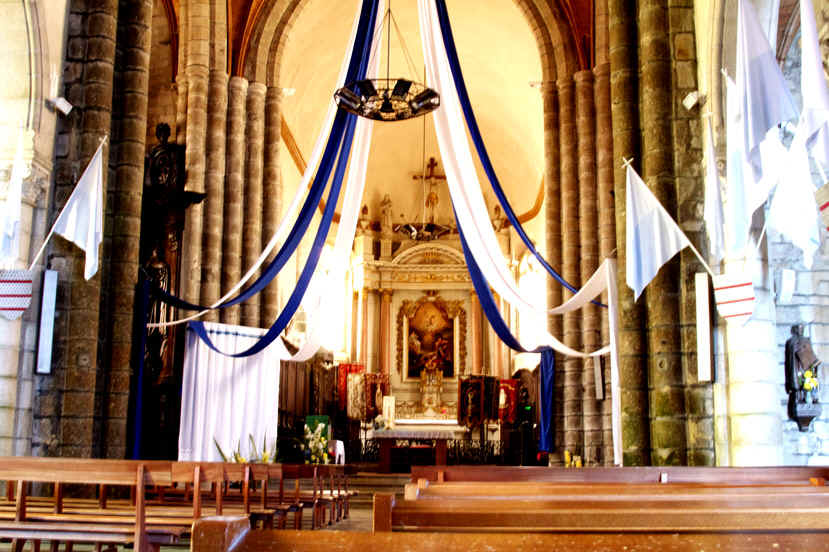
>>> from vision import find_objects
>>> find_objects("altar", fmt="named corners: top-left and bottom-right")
top-left (374, 423), bottom-right (466, 473)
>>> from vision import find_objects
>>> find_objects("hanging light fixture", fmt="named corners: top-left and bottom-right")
top-left (334, 1), bottom-right (440, 121)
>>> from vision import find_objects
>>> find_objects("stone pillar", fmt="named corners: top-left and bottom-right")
top-left (200, 71), bottom-right (229, 321)
top-left (103, 0), bottom-right (154, 458)
top-left (261, 86), bottom-right (283, 325)
top-left (640, 0), bottom-right (687, 466)
top-left (542, 83), bottom-right (561, 337)
top-left (542, 82), bottom-right (564, 453)
top-left (379, 290), bottom-right (392, 375)
top-left (558, 76), bottom-right (582, 457)
top-left (470, 292), bottom-right (482, 375)
top-left (670, 2), bottom-right (715, 466)
top-left (593, 62), bottom-right (616, 464)
top-left (221, 77), bottom-right (247, 325)
top-left (179, 0), bottom-right (210, 306)
top-left (241, 82), bottom-right (266, 328)
top-left (174, 0), bottom-right (187, 144)
top-left (575, 70), bottom-right (602, 464)
top-left (56, 0), bottom-right (118, 458)
top-left (608, 0), bottom-right (649, 465)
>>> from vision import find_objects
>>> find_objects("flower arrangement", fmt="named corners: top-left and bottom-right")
top-left (214, 434), bottom-right (277, 463)
top-left (800, 368), bottom-right (820, 403)
top-left (303, 423), bottom-right (329, 464)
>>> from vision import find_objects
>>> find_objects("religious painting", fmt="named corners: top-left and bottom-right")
top-left (407, 299), bottom-right (454, 379)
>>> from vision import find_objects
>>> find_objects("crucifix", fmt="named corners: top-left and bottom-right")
top-left (413, 157), bottom-right (446, 223)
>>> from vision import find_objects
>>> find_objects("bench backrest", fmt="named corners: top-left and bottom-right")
top-left (0, 457), bottom-right (171, 486)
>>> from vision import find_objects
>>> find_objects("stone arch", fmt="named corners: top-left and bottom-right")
top-left (239, 0), bottom-right (583, 90)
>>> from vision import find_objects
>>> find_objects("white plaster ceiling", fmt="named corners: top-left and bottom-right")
top-left (278, 0), bottom-right (545, 246)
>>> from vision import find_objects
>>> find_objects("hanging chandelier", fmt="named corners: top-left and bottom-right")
top-left (334, 1), bottom-right (439, 121)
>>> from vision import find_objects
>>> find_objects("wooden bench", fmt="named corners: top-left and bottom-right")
top-left (0, 458), bottom-right (186, 552)
top-left (189, 515), bottom-right (829, 551)
top-left (411, 464), bottom-right (829, 484)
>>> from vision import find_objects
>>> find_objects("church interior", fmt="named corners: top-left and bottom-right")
top-left (2, 0), bottom-right (829, 548)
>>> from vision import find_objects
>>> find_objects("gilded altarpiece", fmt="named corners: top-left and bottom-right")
top-left (360, 240), bottom-right (476, 420)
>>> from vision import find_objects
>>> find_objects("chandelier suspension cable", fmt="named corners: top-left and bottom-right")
top-left (389, 10), bottom-right (421, 79)
top-left (421, 69), bottom-right (427, 226)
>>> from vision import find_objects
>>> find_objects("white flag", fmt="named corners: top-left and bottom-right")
top-left (0, 131), bottom-right (25, 264)
top-left (768, 140), bottom-right (821, 268)
top-left (712, 272), bottom-right (755, 325)
top-left (703, 120), bottom-right (725, 263)
top-left (53, 141), bottom-right (104, 280)
top-left (794, 0), bottom-right (829, 171)
top-left (736, 0), bottom-right (798, 178)
top-left (625, 165), bottom-right (691, 300)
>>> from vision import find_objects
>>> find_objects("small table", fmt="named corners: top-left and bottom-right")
top-left (374, 429), bottom-right (454, 473)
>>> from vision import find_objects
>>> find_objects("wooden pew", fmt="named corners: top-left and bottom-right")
top-left (404, 478), bottom-right (829, 501)
top-left (0, 458), bottom-right (185, 552)
top-left (189, 515), bottom-right (829, 552)
top-left (411, 464), bottom-right (829, 485)
top-left (373, 490), bottom-right (829, 533)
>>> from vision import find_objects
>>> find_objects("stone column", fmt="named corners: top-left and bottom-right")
top-left (379, 290), bottom-right (392, 375)
top-left (608, 0), bottom-right (649, 466)
top-left (470, 292), bottom-right (482, 375)
top-left (261, 86), bottom-right (283, 325)
top-left (200, 71), bottom-right (229, 321)
top-left (103, 0), bottom-right (154, 459)
top-left (54, 0), bottom-right (118, 458)
top-left (179, 0), bottom-right (210, 306)
top-left (241, 82), bottom-right (266, 328)
top-left (670, 2), bottom-right (715, 466)
top-left (593, 61), bottom-right (616, 464)
top-left (542, 83), bottom-right (561, 337)
top-left (542, 82), bottom-right (564, 453)
top-left (174, 0), bottom-right (188, 144)
top-left (221, 77), bottom-right (247, 325)
top-left (575, 69), bottom-right (602, 464)
top-left (639, 0), bottom-right (687, 466)
top-left (558, 76), bottom-right (582, 457)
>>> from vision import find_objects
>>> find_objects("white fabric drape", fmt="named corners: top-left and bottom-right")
top-left (419, 0), bottom-right (621, 463)
top-left (418, 0), bottom-right (607, 357)
top-left (178, 322), bottom-right (285, 461)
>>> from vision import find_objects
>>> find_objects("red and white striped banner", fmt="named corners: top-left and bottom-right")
top-left (0, 270), bottom-right (33, 321)
top-left (815, 182), bottom-right (829, 231)
top-left (712, 273), bottom-right (755, 325)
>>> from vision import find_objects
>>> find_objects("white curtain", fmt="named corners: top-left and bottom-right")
top-left (178, 321), bottom-right (285, 461)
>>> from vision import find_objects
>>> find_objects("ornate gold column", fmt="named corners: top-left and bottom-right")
top-left (379, 289), bottom-right (392, 375)
top-left (470, 291), bottom-right (482, 375)
top-left (360, 289), bottom-right (369, 366)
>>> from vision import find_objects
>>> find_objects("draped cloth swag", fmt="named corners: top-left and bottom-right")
top-left (178, 322), bottom-right (286, 461)
top-left (419, 0), bottom-right (622, 463)
top-left (175, 0), bottom-right (382, 358)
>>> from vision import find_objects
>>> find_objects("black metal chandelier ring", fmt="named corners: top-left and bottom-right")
top-left (334, 77), bottom-right (440, 122)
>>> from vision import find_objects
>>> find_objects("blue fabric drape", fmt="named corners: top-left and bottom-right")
top-left (187, 0), bottom-right (379, 358)
top-left (129, 273), bottom-right (150, 459)
top-left (151, 0), bottom-right (378, 314)
top-left (456, 217), bottom-right (555, 451)
top-left (434, 0), bottom-right (603, 308)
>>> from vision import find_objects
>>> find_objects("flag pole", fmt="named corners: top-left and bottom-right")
top-left (28, 136), bottom-right (108, 271)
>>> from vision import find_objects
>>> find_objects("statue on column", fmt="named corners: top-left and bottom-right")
top-left (380, 194), bottom-right (393, 237)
